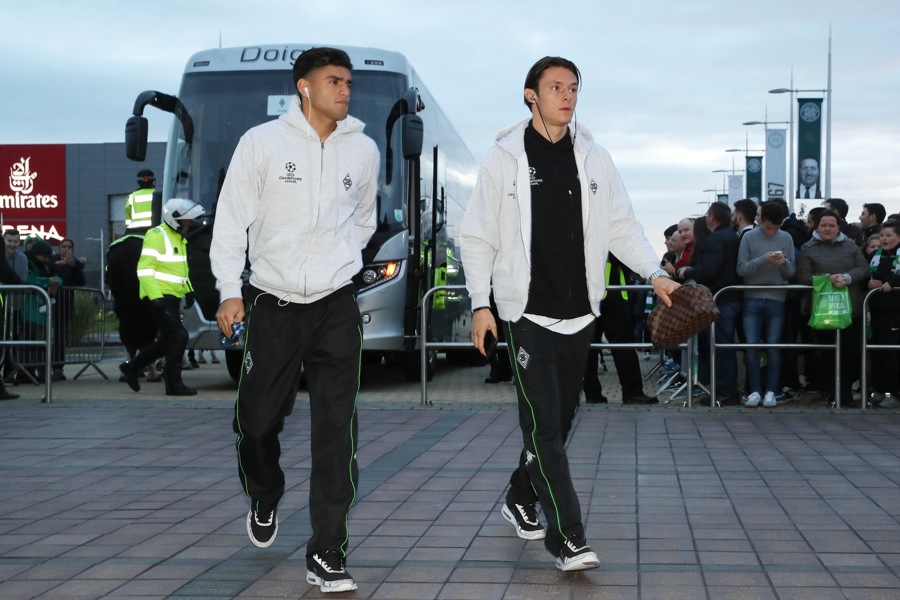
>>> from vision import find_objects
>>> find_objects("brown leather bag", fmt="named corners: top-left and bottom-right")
top-left (647, 283), bottom-right (720, 349)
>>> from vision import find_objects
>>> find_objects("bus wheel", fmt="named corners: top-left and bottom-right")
top-left (402, 350), bottom-right (436, 382)
top-left (225, 349), bottom-right (243, 382)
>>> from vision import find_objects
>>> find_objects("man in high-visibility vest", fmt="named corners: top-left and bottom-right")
top-left (582, 253), bottom-right (658, 405)
top-left (108, 170), bottom-right (160, 382)
top-left (119, 198), bottom-right (205, 396)
top-left (126, 169), bottom-right (155, 231)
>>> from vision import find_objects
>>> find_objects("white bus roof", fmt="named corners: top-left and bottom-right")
top-left (184, 44), bottom-right (411, 75)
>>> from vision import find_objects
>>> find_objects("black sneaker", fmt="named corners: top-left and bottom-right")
top-left (501, 499), bottom-right (545, 540)
top-left (246, 503), bottom-right (277, 548)
top-left (556, 535), bottom-right (600, 571)
top-left (306, 550), bottom-right (357, 593)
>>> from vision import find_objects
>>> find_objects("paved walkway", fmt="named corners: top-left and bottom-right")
top-left (1, 354), bottom-right (899, 598)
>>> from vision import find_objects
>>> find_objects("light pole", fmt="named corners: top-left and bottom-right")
top-left (771, 27), bottom-right (834, 199)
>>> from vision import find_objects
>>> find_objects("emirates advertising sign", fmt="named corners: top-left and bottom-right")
top-left (0, 145), bottom-right (66, 241)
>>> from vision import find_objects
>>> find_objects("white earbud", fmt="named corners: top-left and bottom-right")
top-left (304, 86), bottom-right (310, 98)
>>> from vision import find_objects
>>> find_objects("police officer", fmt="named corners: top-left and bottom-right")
top-left (108, 170), bottom-right (160, 380)
top-left (126, 169), bottom-right (155, 231)
top-left (119, 198), bottom-right (205, 396)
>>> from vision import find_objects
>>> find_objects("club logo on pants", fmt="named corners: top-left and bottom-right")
top-left (517, 347), bottom-right (530, 370)
top-left (244, 351), bottom-right (253, 374)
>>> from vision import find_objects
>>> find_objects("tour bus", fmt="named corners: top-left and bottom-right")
top-left (124, 44), bottom-right (478, 381)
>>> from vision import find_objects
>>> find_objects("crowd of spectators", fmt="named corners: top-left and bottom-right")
top-left (660, 199), bottom-right (899, 408)
top-left (1, 230), bottom-right (86, 385)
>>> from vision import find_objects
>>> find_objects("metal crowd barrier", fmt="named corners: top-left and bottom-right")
top-left (709, 284), bottom-right (849, 407)
top-left (0, 284), bottom-right (54, 403)
top-left (0, 286), bottom-right (108, 403)
top-left (420, 282), bottom-right (895, 411)
top-left (419, 284), bottom-right (691, 406)
top-left (861, 288), bottom-right (900, 407)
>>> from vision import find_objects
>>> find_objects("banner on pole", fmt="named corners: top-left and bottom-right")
top-left (746, 156), bottom-right (763, 202)
top-left (765, 129), bottom-right (786, 201)
top-left (796, 98), bottom-right (823, 200)
top-left (728, 175), bottom-right (743, 206)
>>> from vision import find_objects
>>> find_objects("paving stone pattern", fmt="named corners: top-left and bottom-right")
top-left (0, 356), bottom-right (898, 598)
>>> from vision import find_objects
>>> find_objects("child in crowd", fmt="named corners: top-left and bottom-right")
top-left (867, 220), bottom-right (900, 408)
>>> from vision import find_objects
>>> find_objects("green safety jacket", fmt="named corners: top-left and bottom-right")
top-left (125, 188), bottom-right (154, 230)
top-left (137, 223), bottom-right (193, 300)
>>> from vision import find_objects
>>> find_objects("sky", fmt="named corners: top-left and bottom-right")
top-left (2, 0), bottom-right (898, 256)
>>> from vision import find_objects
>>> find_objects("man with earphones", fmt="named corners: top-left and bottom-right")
top-left (210, 47), bottom-right (379, 594)
top-left (461, 56), bottom-right (679, 572)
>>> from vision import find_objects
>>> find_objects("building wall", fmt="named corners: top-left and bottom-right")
top-left (64, 142), bottom-right (165, 287)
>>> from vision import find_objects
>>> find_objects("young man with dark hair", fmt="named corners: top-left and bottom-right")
top-left (859, 202), bottom-right (886, 251)
top-left (824, 197), bottom-right (861, 242)
top-left (733, 199), bottom-right (757, 241)
top-left (737, 201), bottom-right (795, 408)
top-left (211, 47), bottom-right (379, 594)
top-left (461, 55), bottom-right (678, 572)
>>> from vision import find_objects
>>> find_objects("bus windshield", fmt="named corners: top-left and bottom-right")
top-left (163, 69), bottom-right (407, 233)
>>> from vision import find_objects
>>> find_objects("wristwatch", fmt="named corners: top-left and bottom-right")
top-left (647, 268), bottom-right (670, 283)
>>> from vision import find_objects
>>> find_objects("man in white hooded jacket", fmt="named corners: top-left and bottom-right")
top-left (210, 47), bottom-right (378, 594)
top-left (460, 56), bottom-right (678, 572)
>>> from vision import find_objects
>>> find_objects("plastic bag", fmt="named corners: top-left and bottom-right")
top-left (808, 274), bottom-right (851, 330)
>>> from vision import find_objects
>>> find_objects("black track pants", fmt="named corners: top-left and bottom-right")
top-left (503, 317), bottom-right (594, 556)
top-left (233, 287), bottom-right (362, 557)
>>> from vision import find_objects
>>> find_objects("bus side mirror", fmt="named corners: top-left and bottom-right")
top-left (401, 114), bottom-right (423, 160)
top-left (125, 116), bottom-right (148, 161)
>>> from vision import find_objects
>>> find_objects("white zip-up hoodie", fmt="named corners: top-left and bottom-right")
top-left (460, 119), bottom-right (661, 322)
top-left (211, 96), bottom-right (380, 304)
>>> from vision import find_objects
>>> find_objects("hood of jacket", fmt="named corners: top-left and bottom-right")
top-left (810, 230), bottom-right (848, 244)
top-left (280, 95), bottom-right (367, 141)
top-left (493, 118), bottom-right (594, 158)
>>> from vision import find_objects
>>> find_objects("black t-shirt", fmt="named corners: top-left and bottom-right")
top-left (522, 122), bottom-right (591, 319)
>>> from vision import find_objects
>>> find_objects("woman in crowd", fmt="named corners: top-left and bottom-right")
top-left (797, 210), bottom-right (870, 406)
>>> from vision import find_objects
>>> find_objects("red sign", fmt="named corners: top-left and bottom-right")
top-left (0, 144), bottom-right (67, 241)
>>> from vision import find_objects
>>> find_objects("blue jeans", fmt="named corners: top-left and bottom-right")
top-left (742, 297), bottom-right (785, 395)
top-left (699, 299), bottom-right (740, 396)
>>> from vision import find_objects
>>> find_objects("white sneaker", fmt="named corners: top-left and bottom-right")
top-left (744, 392), bottom-right (761, 408)
top-left (763, 392), bottom-right (777, 408)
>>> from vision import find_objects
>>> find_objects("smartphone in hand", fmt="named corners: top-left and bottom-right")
top-left (483, 330), bottom-right (498, 356)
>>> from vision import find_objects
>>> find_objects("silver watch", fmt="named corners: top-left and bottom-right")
top-left (647, 268), bottom-right (669, 283)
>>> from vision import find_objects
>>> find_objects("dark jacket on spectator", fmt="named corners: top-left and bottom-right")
top-left (797, 232), bottom-right (870, 317)
top-left (681, 222), bottom-right (739, 294)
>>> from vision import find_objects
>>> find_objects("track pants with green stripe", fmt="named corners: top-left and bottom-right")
top-left (504, 317), bottom-right (594, 556)
top-left (233, 285), bottom-right (361, 557)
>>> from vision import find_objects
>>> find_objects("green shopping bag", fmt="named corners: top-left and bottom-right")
top-left (808, 274), bottom-right (852, 330)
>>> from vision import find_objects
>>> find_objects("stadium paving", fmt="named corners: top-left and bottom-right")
top-left (0, 353), bottom-right (898, 599)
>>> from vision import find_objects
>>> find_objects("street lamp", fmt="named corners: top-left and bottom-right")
top-left (770, 86), bottom-right (831, 200)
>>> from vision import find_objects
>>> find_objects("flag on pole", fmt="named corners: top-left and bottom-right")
top-left (765, 129), bottom-right (786, 201)
top-left (727, 175), bottom-right (743, 206)
top-left (796, 98), bottom-right (823, 199)
top-left (746, 156), bottom-right (763, 202)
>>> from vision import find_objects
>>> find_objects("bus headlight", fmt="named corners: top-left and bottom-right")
top-left (355, 260), bottom-right (401, 291)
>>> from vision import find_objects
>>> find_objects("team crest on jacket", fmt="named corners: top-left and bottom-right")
top-left (590, 179), bottom-right (597, 195)
top-left (343, 173), bottom-right (353, 191)
top-left (279, 162), bottom-right (301, 184)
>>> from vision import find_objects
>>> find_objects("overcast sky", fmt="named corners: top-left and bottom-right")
top-left (2, 0), bottom-right (897, 255)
